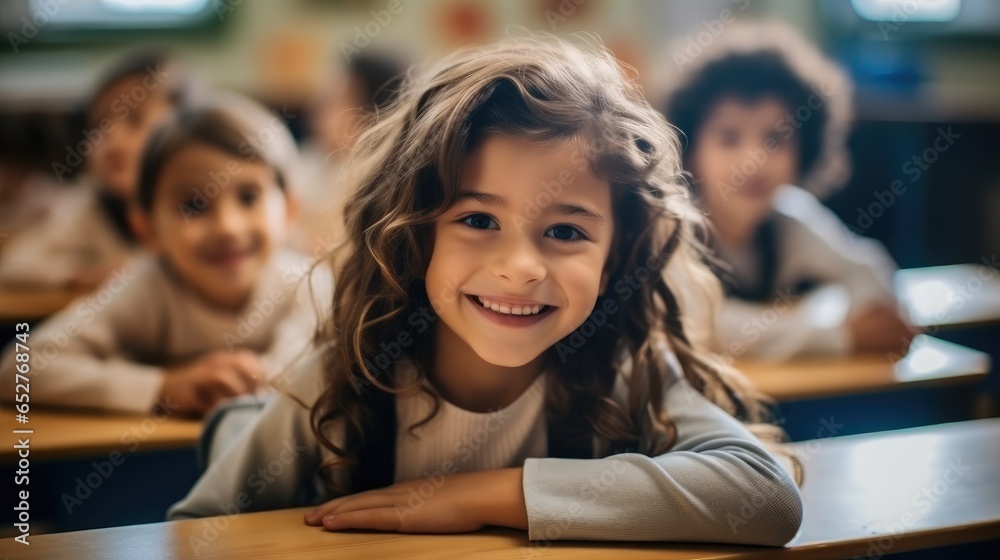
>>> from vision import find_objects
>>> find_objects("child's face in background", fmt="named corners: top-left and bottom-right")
top-left (88, 75), bottom-right (173, 198)
top-left (313, 74), bottom-right (366, 158)
top-left (425, 135), bottom-right (614, 368)
top-left (690, 96), bottom-right (798, 236)
top-left (146, 144), bottom-right (291, 311)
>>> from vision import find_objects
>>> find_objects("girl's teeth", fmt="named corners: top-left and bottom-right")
top-left (475, 296), bottom-right (545, 316)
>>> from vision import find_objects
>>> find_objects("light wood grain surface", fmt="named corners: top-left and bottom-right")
top-left (3, 419), bottom-right (997, 560)
top-left (896, 264), bottom-right (1000, 330)
top-left (0, 405), bottom-right (201, 462)
top-left (736, 335), bottom-right (990, 401)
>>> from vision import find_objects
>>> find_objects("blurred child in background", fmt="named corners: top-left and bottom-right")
top-left (0, 93), bottom-right (327, 418)
top-left (662, 23), bottom-right (918, 360)
top-left (293, 52), bottom-right (408, 255)
top-left (0, 51), bottom-right (193, 289)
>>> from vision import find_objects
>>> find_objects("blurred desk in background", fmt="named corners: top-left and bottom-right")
top-left (0, 289), bottom-right (84, 323)
top-left (737, 336), bottom-right (991, 441)
top-left (0, 405), bottom-right (201, 463)
top-left (6, 419), bottom-right (997, 560)
top-left (736, 335), bottom-right (990, 401)
top-left (1, 406), bottom-right (202, 533)
top-left (896, 264), bottom-right (1000, 330)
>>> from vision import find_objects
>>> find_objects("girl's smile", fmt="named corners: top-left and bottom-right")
top-left (464, 293), bottom-right (558, 327)
top-left (198, 238), bottom-right (262, 273)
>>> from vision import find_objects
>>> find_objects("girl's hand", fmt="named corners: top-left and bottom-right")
top-left (848, 303), bottom-right (921, 355)
top-left (303, 467), bottom-right (527, 534)
top-left (159, 350), bottom-right (266, 417)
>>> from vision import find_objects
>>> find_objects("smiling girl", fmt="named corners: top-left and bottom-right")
top-left (169, 37), bottom-right (803, 545)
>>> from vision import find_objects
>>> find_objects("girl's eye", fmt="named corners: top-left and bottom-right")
top-left (238, 188), bottom-right (259, 207)
top-left (182, 199), bottom-right (203, 217)
top-left (461, 214), bottom-right (498, 230)
top-left (546, 224), bottom-right (585, 243)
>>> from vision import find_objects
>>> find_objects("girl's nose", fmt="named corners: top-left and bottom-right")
top-left (491, 237), bottom-right (547, 286)
top-left (212, 200), bottom-right (248, 237)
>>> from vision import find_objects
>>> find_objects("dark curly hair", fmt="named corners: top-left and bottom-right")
top-left (662, 23), bottom-right (852, 198)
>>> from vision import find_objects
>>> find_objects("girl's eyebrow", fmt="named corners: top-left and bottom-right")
top-left (457, 191), bottom-right (606, 224)
top-left (457, 192), bottom-right (505, 208)
top-left (168, 182), bottom-right (205, 196)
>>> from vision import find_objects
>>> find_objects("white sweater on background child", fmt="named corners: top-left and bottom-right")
top-left (167, 347), bottom-right (803, 546)
top-left (0, 250), bottom-right (329, 413)
top-left (714, 185), bottom-right (898, 359)
top-left (0, 182), bottom-right (135, 287)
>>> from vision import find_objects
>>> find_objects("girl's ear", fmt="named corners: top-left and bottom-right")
top-left (128, 203), bottom-right (159, 252)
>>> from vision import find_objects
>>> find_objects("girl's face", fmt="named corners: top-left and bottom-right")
top-left (89, 75), bottom-right (173, 199)
top-left (145, 143), bottom-right (292, 311)
top-left (425, 135), bottom-right (614, 368)
top-left (690, 96), bottom-right (798, 235)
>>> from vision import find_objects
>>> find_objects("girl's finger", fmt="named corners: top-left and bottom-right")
top-left (305, 489), bottom-right (396, 525)
top-left (305, 497), bottom-right (349, 525)
top-left (322, 507), bottom-right (402, 532)
top-left (326, 489), bottom-right (407, 516)
top-left (231, 352), bottom-right (266, 389)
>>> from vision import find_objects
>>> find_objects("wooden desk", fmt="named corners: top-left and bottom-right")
top-left (0, 289), bottom-right (85, 323)
top-left (896, 264), bottom-right (1000, 330)
top-left (0, 406), bottom-right (202, 462)
top-left (4, 419), bottom-right (997, 560)
top-left (736, 335), bottom-right (990, 401)
top-left (785, 418), bottom-right (1000, 556)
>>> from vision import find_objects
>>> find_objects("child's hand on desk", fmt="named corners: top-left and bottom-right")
top-left (304, 467), bottom-right (528, 534)
top-left (158, 350), bottom-right (266, 418)
top-left (848, 303), bottom-right (921, 355)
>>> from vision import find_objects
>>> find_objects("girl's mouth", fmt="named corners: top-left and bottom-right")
top-left (201, 244), bottom-right (259, 270)
top-left (465, 294), bottom-right (557, 327)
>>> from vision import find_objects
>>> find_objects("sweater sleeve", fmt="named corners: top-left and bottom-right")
top-left (167, 349), bottom-right (332, 520)
top-left (521, 376), bottom-right (803, 545)
top-left (0, 188), bottom-right (127, 288)
top-left (711, 186), bottom-right (898, 359)
top-left (715, 285), bottom-right (852, 360)
top-left (0, 258), bottom-right (165, 413)
top-left (166, 372), bottom-right (324, 519)
top-left (774, 185), bottom-right (897, 308)
top-left (0, 209), bottom-right (82, 287)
